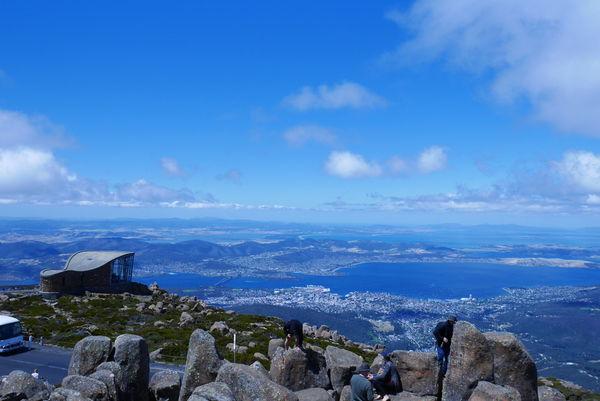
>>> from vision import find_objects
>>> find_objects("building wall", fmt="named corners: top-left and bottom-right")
top-left (41, 263), bottom-right (112, 294)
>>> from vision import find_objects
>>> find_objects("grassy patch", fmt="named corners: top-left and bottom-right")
top-left (540, 377), bottom-right (600, 401)
top-left (0, 292), bottom-right (376, 367)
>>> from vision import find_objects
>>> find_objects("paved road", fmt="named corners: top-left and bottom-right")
top-left (0, 345), bottom-right (184, 385)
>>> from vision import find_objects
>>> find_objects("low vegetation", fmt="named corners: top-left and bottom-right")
top-left (540, 377), bottom-right (600, 401)
top-left (0, 289), bottom-right (376, 367)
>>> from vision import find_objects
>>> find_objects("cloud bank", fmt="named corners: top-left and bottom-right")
top-left (389, 0), bottom-right (600, 136)
top-left (0, 109), bottom-right (288, 210)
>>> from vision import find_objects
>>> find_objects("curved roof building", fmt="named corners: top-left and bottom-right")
top-left (40, 251), bottom-right (135, 294)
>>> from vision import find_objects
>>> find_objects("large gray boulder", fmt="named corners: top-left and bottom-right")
top-left (537, 386), bottom-right (566, 401)
top-left (269, 347), bottom-right (329, 391)
top-left (468, 381), bottom-right (521, 401)
top-left (268, 338), bottom-right (285, 359)
top-left (62, 375), bottom-right (109, 401)
top-left (389, 393), bottom-right (437, 401)
top-left (324, 346), bottom-right (363, 394)
top-left (113, 334), bottom-right (150, 401)
top-left (95, 362), bottom-right (123, 382)
top-left (339, 385), bottom-right (352, 401)
top-left (188, 382), bottom-right (235, 401)
top-left (295, 387), bottom-right (334, 401)
top-left (0, 370), bottom-right (52, 400)
top-left (94, 362), bottom-right (123, 400)
top-left (89, 370), bottom-right (118, 401)
top-left (69, 336), bottom-right (112, 376)
top-left (250, 361), bottom-right (270, 378)
top-left (179, 329), bottom-right (223, 401)
top-left (389, 350), bottom-right (438, 396)
top-left (485, 332), bottom-right (538, 401)
top-left (149, 370), bottom-right (180, 401)
top-left (442, 322), bottom-right (494, 401)
top-left (49, 388), bottom-right (94, 401)
top-left (216, 363), bottom-right (299, 401)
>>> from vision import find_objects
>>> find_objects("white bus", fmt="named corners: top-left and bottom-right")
top-left (0, 315), bottom-right (24, 353)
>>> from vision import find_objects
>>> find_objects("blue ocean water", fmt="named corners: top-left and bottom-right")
top-left (139, 262), bottom-right (600, 299)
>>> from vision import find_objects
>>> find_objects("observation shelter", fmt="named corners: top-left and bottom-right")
top-left (40, 251), bottom-right (135, 296)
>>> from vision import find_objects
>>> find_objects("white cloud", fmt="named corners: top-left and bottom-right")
top-left (325, 151), bottom-right (382, 179)
top-left (555, 150), bottom-right (600, 192)
top-left (160, 157), bottom-right (185, 177)
top-left (389, 0), bottom-right (600, 136)
top-left (283, 125), bottom-right (337, 147)
top-left (283, 82), bottom-right (386, 111)
top-left (417, 146), bottom-right (447, 173)
top-left (0, 108), bottom-right (304, 212)
top-left (0, 109), bottom-right (69, 149)
top-left (325, 146), bottom-right (447, 179)
top-left (0, 147), bottom-right (76, 196)
top-left (586, 194), bottom-right (600, 205)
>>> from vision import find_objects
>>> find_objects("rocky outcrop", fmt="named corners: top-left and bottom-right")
top-left (269, 347), bottom-right (329, 391)
top-left (339, 385), bottom-right (352, 401)
top-left (179, 329), bottom-right (223, 401)
top-left (62, 375), bottom-right (109, 401)
top-left (389, 393), bottom-right (437, 401)
top-left (442, 322), bottom-right (494, 401)
top-left (268, 338), bottom-right (284, 359)
top-left (89, 370), bottom-right (118, 401)
top-left (187, 382), bottom-right (235, 401)
top-left (69, 336), bottom-right (112, 376)
top-left (113, 334), bottom-right (150, 401)
top-left (468, 381), bottom-right (521, 401)
top-left (179, 312), bottom-right (194, 328)
top-left (209, 322), bottom-right (229, 335)
top-left (94, 362), bottom-right (123, 400)
top-left (389, 350), bottom-right (437, 396)
top-left (485, 332), bottom-right (538, 401)
top-left (250, 361), bottom-right (270, 378)
top-left (537, 386), bottom-right (566, 401)
top-left (324, 346), bottom-right (363, 394)
top-left (49, 387), bottom-right (94, 401)
top-left (149, 370), bottom-right (180, 401)
top-left (216, 363), bottom-right (299, 401)
top-left (0, 370), bottom-right (53, 401)
top-left (295, 387), bottom-right (334, 401)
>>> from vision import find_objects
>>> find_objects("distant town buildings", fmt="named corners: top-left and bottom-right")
top-left (40, 251), bottom-right (135, 295)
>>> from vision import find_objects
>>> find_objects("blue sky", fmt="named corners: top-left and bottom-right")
top-left (1, 1), bottom-right (600, 226)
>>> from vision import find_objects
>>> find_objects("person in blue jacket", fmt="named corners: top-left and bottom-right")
top-left (369, 350), bottom-right (402, 399)
top-left (433, 315), bottom-right (457, 376)
top-left (351, 363), bottom-right (375, 401)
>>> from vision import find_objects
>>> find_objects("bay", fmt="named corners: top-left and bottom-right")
top-left (139, 262), bottom-right (600, 299)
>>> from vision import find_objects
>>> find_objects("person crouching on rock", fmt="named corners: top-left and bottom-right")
top-left (433, 315), bottom-right (457, 376)
top-left (352, 363), bottom-right (375, 401)
top-left (368, 350), bottom-right (402, 400)
top-left (284, 319), bottom-right (304, 350)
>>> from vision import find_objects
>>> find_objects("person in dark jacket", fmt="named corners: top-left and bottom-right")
top-left (351, 363), bottom-right (375, 401)
top-left (283, 319), bottom-right (304, 349)
top-left (369, 351), bottom-right (402, 398)
top-left (432, 315), bottom-right (457, 376)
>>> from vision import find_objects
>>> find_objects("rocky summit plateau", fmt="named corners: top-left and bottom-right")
top-left (1, 285), bottom-right (598, 401)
